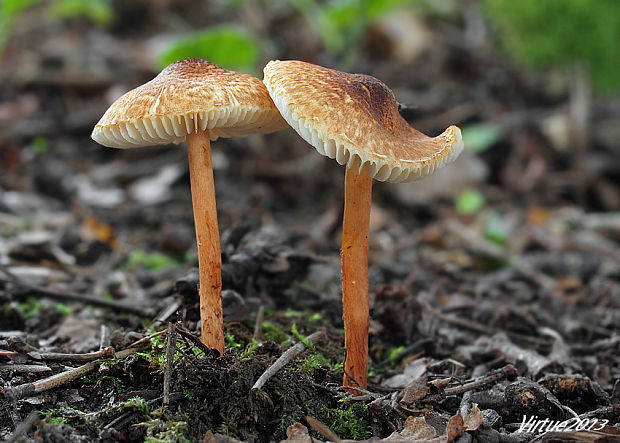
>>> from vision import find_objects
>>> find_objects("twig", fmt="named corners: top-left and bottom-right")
top-left (305, 416), bottom-right (343, 443)
top-left (422, 301), bottom-right (554, 350)
top-left (173, 324), bottom-right (214, 356)
top-left (5, 411), bottom-right (40, 443)
top-left (100, 325), bottom-right (110, 349)
top-left (0, 331), bottom-right (165, 401)
top-left (579, 404), bottom-right (620, 420)
top-left (148, 300), bottom-right (181, 329)
top-left (163, 323), bottom-right (177, 407)
top-left (2, 347), bottom-right (141, 401)
top-left (126, 329), bottom-right (167, 348)
top-left (0, 364), bottom-right (52, 373)
top-left (253, 305), bottom-right (265, 341)
top-left (444, 364), bottom-right (518, 396)
top-left (0, 266), bottom-right (154, 317)
top-left (35, 347), bottom-right (116, 363)
top-left (252, 330), bottom-right (325, 391)
top-left (446, 220), bottom-right (556, 291)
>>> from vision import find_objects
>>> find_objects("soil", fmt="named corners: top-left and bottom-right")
top-left (1, 2), bottom-right (619, 443)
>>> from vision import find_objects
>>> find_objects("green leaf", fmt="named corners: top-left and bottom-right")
top-left (158, 26), bottom-right (259, 75)
top-left (461, 123), bottom-right (502, 153)
top-left (483, 213), bottom-right (508, 247)
top-left (455, 189), bottom-right (485, 215)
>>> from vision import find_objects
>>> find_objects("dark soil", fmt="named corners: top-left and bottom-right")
top-left (1, 2), bottom-right (619, 442)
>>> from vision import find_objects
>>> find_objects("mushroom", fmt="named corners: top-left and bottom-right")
top-left (92, 58), bottom-right (287, 355)
top-left (263, 60), bottom-right (463, 390)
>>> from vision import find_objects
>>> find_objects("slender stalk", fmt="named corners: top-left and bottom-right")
top-left (341, 161), bottom-right (372, 391)
top-left (186, 129), bottom-right (224, 355)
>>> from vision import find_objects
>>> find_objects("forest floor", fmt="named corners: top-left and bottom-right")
top-left (1, 2), bottom-right (619, 442)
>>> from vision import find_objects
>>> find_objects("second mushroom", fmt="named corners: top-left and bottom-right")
top-left (263, 60), bottom-right (463, 391)
top-left (92, 59), bottom-right (286, 355)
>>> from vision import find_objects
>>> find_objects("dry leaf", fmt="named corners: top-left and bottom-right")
top-left (463, 404), bottom-right (483, 431)
top-left (281, 423), bottom-right (323, 443)
top-left (445, 412), bottom-right (464, 443)
top-left (400, 416), bottom-right (437, 439)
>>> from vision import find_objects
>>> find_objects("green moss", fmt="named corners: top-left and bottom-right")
top-left (300, 352), bottom-right (332, 373)
top-left (240, 339), bottom-right (260, 359)
top-left (262, 321), bottom-right (290, 345)
top-left (317, 402), bottom-right (371, 440)
top-left (482, 0), bottom-right (620, 93)
top-left (124, 396), bottom-right (149, 414)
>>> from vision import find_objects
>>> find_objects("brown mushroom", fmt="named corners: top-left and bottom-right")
top-left (263, 60), bottom-right (463, 390)
top-left (92, 58), bottom-right (286, 355)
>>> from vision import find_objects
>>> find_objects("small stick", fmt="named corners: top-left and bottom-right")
top-left (174, 324), bottom-right (213, 356)
top-left (148, 300), bottom-right (181, 330)
top-left (252, 330), bottom-right (325, 391)
top-left (253, 306), bottom-right (265, 341)
top-left (2, 347), bottom-right (140, 401)
top-left (163, 323), bottom-right (177, 407)
top-left (444, 364), bottom-right (518, 396)
top-left (445, 220), bottom-right (557, 291)
top-left (126, 330), bottom-right (168, 348)
top-left (36, 347), bottom-right (116, 363)
top-left (305, 416), bottom-right (343, 443)
top-left (0, 364), bottom-right (52, 373)
top-left (579, 404), bottom-right (620, 419)
top-left (0, 350), bottom-right (18, 357)
top-left (1, 334), bottom-right (157, 402)
top-left (0, 266), bottom-right (154, 317)
top-left (100, 325), bottom-right (110, 349)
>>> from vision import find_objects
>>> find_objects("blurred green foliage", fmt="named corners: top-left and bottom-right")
top-left (0, 0), bottom-right (113, 53)
top-left (158, 25), bottom-right (259, 74)
top-left (0, 0), bottom-right (40, 50)
top-left (288, 0), bottom-right (417, 55)
top-left (482, 0), bottom-right (620, 93)
top-left (483, 212), bottom-right (508, 247)
top-left (461, 123), bottom-right (502, 154)
top-left (455, 189), bottom-right (486, 215)
top-left (124, 250), bottom-right (180, 272)
top-left (49, 0), bottom-right (113, 25)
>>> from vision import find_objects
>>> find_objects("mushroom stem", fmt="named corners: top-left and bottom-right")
top-left (341, 160), bottom-right (372, 392)
top-left (186, 129), bottom-right (224, 355)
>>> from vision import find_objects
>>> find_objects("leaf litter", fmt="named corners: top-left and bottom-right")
top-left (1, 2), bottom-right (619, 442)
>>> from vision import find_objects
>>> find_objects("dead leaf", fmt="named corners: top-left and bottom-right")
top-left (203, 431), bottom-right (244, 443)
top-left (281, 423), bottom-right (323, 443)
top-left (445, 412), bottom-right (464, 443)
top-left (463, 404), bottom-right (483, 431)
top-left (400, 416), bottom-right (437, 439)
top-left (399, 375), bottom-right (430, 408)
top-left (429, 378), bottom-right (451, 393)
top-left (81, 217), bottom-right (118, 249)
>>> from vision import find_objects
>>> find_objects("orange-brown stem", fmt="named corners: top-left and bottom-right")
top-left (341, 162), bottom-right (372, 392)
top-left (187, 129), bottom-right (224, 355)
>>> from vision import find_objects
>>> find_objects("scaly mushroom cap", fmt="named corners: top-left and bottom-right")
top-left (263, 60), bottom-right (463, 183)
top-left (92, 59), bottom-right (287, 148)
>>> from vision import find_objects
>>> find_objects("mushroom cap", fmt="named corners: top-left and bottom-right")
top-left (92, 59), bottom-right (287, 149)
top-left (263, 60), bottom-right (463, 183)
